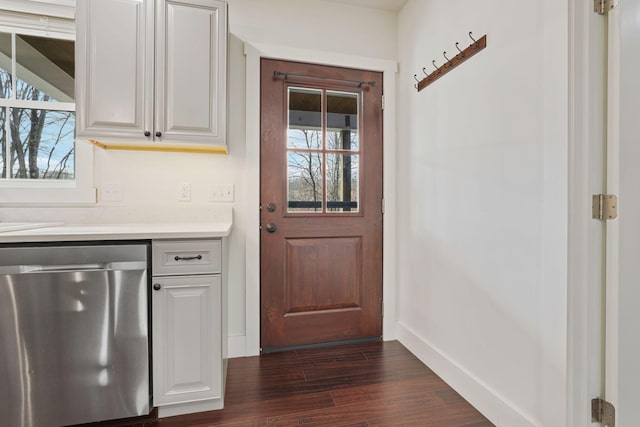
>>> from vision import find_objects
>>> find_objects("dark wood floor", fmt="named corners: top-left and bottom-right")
top-left (94, 340), bottom-right (493, 427)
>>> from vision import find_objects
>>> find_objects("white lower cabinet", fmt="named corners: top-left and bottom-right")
top-left (152, 239), bottom-right (226, 417)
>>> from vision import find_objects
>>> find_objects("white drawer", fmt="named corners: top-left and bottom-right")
top-left (153, 239), bottom-right (221, 276)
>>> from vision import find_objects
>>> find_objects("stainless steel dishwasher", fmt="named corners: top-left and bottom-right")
top-left (0, 243), bottom-right (151, 427)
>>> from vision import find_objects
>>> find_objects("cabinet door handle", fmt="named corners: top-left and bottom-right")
top-left (144, 130), bottom-right (151, 137)
top-left (155, 131), bottom-right (162, 137)
top-left (174, 255), bottom-right (202, 261)
top-left (153, 283), bottom-right (161, 291)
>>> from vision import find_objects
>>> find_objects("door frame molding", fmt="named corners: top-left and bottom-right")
top-left (567, 0), bottom-right (607, 425)
top-left (241, 41), bottom-right (398, 356)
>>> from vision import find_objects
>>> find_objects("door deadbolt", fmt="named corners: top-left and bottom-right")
top-left (266, 203), bottom-right (277, 212)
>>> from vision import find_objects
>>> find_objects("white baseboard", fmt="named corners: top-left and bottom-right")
top-left (396, 322), bottom-right (538, 427)
top-left (228, 333), bottom-right (247, 358)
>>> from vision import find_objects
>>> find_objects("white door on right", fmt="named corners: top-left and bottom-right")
top-left (605, 0), bottom-right (640, 425)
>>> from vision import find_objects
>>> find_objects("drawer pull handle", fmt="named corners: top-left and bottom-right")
top-left (174, 255), bottom-right (203, 261)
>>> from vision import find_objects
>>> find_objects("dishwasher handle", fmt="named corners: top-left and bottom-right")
top-left (0, 261), bottom-right (147, 274)
top-left (33, 264), bottom-right (107, 272)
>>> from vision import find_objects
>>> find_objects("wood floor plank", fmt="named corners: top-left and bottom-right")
top-left (156, 391), bottom-right (335, 427)
top-left (367, 401), bottom-right (494, 427)
top-left (329, 376), bottom-right (445, 407)
top-left (90, 340), bottom-right (493, 427)
top-left (260, 395), bottom-right (447, 426)
top-left (302, 354), bottom-right (432, 382)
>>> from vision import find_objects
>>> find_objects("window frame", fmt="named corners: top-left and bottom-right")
top-left (0, 5), bottom-right (95, 206)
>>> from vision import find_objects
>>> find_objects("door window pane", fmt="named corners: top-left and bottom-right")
top-left (287, 151), bottom-right (323, 212)
top-left (8, 108), bottom-right (75, 179)
top-left (327, 154), bottom-right (359, 212)
top-left (288, 87), bottom-right (322, 149)
top-left (327, 91), bottom-right (358, 151)
top-left (285, 87), bottom-right (362, 214)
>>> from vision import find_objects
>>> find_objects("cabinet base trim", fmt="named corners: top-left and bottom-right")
top-left (84, 139), bottom-right (228, 155)
top-left (156, 397), bottom-right (224, 418)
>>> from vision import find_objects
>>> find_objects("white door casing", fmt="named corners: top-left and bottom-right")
top-left (567, 0), bottom-right (607, 424)
top-left (241, 42), bottom-right (398, 357)
top-left (605, 1), bottom-right (640, 425)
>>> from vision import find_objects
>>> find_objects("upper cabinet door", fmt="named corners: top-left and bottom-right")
top-left (75, 0), bottom-right (228, 153)
top-left (76, 0), bottom-right (154, 141)
top-left (155, 0), bottom-right (227, 145)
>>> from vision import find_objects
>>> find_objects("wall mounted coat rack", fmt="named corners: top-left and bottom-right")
top-left (413, 32), bottom-right (487, 92)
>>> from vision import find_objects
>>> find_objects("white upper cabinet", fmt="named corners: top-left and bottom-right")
top-left (76, 0), bottom-right (228, 154)
top-left (76, 0), bottom-right (153, 141)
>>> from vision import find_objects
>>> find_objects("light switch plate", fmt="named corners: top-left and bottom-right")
top-left (101, 183), bottom-right (123, 202)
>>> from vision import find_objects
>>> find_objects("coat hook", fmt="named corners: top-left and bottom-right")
top-left (422, 67), bottom-right (429, 76)
top-left (413, 74), bottom-right (420, 83)
top-left (443, 51), bottom-right (451, 66)
top-left (414, 83), bottom-right (419, 90)
top-left (432, 59), bottom-right (438, 70)
top-left (455, 42), bottom-right (464, 56)
top-left (469, 31), bottom-right (477, 44)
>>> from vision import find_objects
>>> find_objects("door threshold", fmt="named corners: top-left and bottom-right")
top-left (261, 336), bottom-right (381, 354)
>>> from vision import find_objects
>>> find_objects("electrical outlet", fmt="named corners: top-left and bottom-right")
top-left (208, 184), bottom-right (234, 202)
top-left (220, 184), bottom-right (234, 202)
top-left (101, 183), bottom-right (123, 202)
top-left (179, 183), bottom-right (191, 202)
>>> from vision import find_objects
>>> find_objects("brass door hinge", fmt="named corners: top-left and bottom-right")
top-left (594, 0), bottom-right (618, 15)
top-left (592, 194), bottom-right (617, 220)
top-left (592, 398), bottom-right (615, 427)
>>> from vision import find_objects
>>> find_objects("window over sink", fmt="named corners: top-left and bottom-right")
top-left (0, 31), bottom-right (75, 180)
top-left (0, 3), bottom-right (95, 205)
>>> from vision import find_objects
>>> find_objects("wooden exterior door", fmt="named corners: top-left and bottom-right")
top-left (260, 59), bottom-right (383, 351)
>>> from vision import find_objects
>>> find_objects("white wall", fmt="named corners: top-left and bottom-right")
top-left (396, 1), bottom-right (568, 426)
top-left (228, 0), bottom-right (397, 60)
top-left (0, 0), bottom-right (398, 358)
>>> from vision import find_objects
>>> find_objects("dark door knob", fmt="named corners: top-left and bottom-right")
top-left (153, 283), bottom-right (161, 291)
top-left (144, 130), bottom-right (151, 137)
top-left (155, 131), bottom-right (162, 137)
top-left (265, 223), bottom-right (277, 233)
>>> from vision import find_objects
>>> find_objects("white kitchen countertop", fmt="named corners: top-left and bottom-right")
top-left (0, 222), bottom-right (232, 243)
